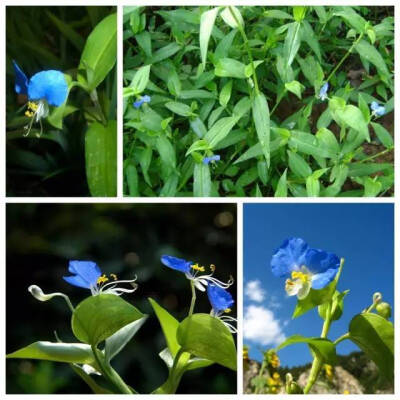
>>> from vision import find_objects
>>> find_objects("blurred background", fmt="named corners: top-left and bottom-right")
top-left (6, 6), bottom-right (116, 197)
top-left (6, 203), bottom-right (237, 394)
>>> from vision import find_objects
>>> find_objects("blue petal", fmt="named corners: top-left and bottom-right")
top-left (207, 284), bottom-right (234, 313)
top-left (370, 101), bottom-right (379, 111)
top-left (311, 268), bottom-right (338, 289)
top-left (161, 255), bottom-right (192, 274)
top-left (28, 70), bottom-right (68, 106)
top-left (63, 260), bottom-right (101, 289)
top-left (203, 155), bottom-right (221, 165)
top-left (13, 60), bottom-right (28, 95)
top-left (271, 237), bottom-right (309, 277)
top-left (304, 248), bottom-right (340, 275)
top-left (319, 82), bottom-right (329, 98)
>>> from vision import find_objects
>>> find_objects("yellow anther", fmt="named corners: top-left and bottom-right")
top-left (224, 308), bottom-right (231, 313)
top-left (273, 372), bottom-right (280, 379)
top-left (191, 263), bottom-right (205, 272)
top-left (25, 110), bottom-right (34, 117)
top-left (291, 270), bottom-right (309, 283)
top-left (210, 264), bottom-right (216, 272)
top-left (343, 390), bottom-right (350, 394)
top-left (97, 274), bottom-right (109, 285)
top-left (110, 273), bottom-right (118, 281)
top-left (27, 101), bottom-right (38, 111)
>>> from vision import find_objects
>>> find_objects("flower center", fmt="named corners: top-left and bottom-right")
top-left (191, 263), bottom-right (205, 272)
top-left (291, 270), bottom-right (309, 283)
top-left (25, 101), bottom-right (38, 118)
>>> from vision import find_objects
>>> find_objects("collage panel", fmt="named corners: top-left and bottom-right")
top-left (243, 203), bottom-right (394, 394)
top-left (6, 203), bottom-right (237, 394)
top-left (6, 6), bottom-right (117, 197)
top-left (123, 6), bottom-right (393, 198)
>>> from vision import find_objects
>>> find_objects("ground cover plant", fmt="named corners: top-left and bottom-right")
top-left (123, 6), bottom-right (394, 197)
top-left (6, 7), bottom-right (117, 197)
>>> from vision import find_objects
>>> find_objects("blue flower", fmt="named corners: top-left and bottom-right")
top-left (161, 255), bottom-right (233, 292)
top-left (370, 101), bottom-right (386, 117)
top-left (207, 284), bottom-right (237, 333)
top-left (271, 237), bottom-right (340, 299)
top-left (203, 155), bottom-right (221, 165)
top-left (13, 61), bottom-right (68, 107)
top-left (133, 94), bottom-right (151, 108)
top-left (318, 82), bottom-right (329, 101)
top-left (63, 260), bottom-right (138, 296)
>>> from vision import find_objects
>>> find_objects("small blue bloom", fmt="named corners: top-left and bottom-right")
top-left (13, 61), bottom-right (68, 107)
top-left (161, 255), bottom-right (233, 292)
top-left (63, 260), bottom-right (138, 296)
top-left (133, 94), bottom-right (151, 108)
top-left (63, 260), bottom-right (101, 289)
top-left (207, 284), bottom-right (234, 314)
top-left (318, 82), bottom-right (329, 101)
top-left (370, 101), bottom-right (386, 117)
top-left (203, 155), bottom-right (221, 165)
top-left (271, 237), bottom-right (340, 299)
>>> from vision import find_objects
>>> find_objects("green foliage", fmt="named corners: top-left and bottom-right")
top-left (123, 6), bottom-right (393, 197)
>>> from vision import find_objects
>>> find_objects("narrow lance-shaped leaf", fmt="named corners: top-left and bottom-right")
top-left (252, 92), bottom-right (270, 167)
top-left (194, 162), bottom-right (212, 197)
top-left (199, 7), bottom-right (220, 70)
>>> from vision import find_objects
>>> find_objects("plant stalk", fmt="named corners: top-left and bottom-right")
top-left (189, 280), bottom-right (196, 316)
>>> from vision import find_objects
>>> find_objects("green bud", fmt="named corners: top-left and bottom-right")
top-left (285, 373), bottom-right (303, 394)
top-left (373, 292), bottom-right (382, 304)
top-left (376, 302), bottom-right (391, 319)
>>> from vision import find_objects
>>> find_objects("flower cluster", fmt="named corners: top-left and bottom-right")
top-left (161, 255), bottom-right (236, 332)
top-left (271, 237), bottom-right (341, 300)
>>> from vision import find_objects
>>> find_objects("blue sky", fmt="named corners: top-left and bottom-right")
top-left (243, 203), bottom-right (394, 367)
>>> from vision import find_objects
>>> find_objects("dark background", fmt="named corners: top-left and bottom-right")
top-left (6, 6), bottom-right (115, 197)
top-left (6, 203), bottom-right (237, 394)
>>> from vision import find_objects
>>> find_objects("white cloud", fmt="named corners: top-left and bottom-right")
top-left (244, 280), bottom-right (266, 303)
top-left (244, 305), bottom-right (286, 346)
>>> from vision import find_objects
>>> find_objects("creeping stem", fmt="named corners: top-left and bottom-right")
top-left (228, 7), bottom-right (260, 94)
top-left (91, 346), bottom-right (134, 394)
top-left (325, 32), bottom-right (364, 84)
top-left (303, 258), bottom-right (345, 394)
top-left (189, 280), bottom-right (196, 316)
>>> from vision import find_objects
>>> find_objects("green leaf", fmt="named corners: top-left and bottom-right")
top-left (318, 290), bottom-right (349, 321)
top-left (85, 120), bottom-right (117, 197)
top-left (148, 298), bottom-right (180, 356)
top-left (186, 139), bottom-right (210, 156)
top-left (125, 162), bottom-right (139, 196)
top-left (70, 364), bottom-right (113, 394)
top-left (283, 22), bottom-right (301, 68)
top-left (177, 314), bottom-right (237, 370)
top-left (292, 280), bottom-right (336, 318)
top-left (165, 101), bottom-right (193, 117)
top-left (340, 105), bottom-right (370, 141)
top-left (333, 7), bottom-right (367, 34)
top-left (130, 65), bottom-right (151, 94)
top-left (293, 6), bottom-right (307, 22)
top-left (147, 43), bottom-right (181, 64)
top-left (288, 151), bottom-right (312, 178)
top-left (72, 294), bottom-right (145, 346)
top-left (277, 335), bottom-right (337, 364)
top-left (285, 80), bottom-right (304, 99)
top-left (204, 116), bottom-right (239, 148)
top-left (135, 31), bottom-right (152, 57)
top-left (199, 7), bottom-right (220, 69)
top-left (194, 162), bottom-right (212, 197)
top-left (219, 80), bottom-right (233, 107)
top-left (306, 175), bottom-right (320, 197)
top-left (220, 6), bottom-right (243, 28)
top-left (105, 316), bottom-right (148, 362)
top-left (7, 341), bottom-right (95, 364)
top-left (252, 92), bottom-right (270, 166)
top-left (215, 58), bottom-right (247, 79)
top-left (275, 169), bottom-right (287, 197)
top-left (349, 313), bottom-right (394, 382)
top-left (79, 13), bottom-right (117, 91)
top-left (355, 40), bottom-right (390, 79)
top-left (348, 162), bottom-right (392, 177)
top-left (371, 122), bottom-right (393, 148)
top-left (363, 177), bottom-right (382, 197)
top-left (289, 130), bottom-right (337, 159)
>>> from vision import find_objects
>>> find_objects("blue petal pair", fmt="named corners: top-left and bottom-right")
top-left (318, 82), bottom-right (329, 101)
top-left (271, 237), bottom-right (340, 299)
top-left (203, 155), bottom-right (221, 165)
top-left (13, 61), bottom-right (68, 107)
top-left (133, 95), bottom-right (151, 108)
top-left (370, 101), bottom-right (386, 117)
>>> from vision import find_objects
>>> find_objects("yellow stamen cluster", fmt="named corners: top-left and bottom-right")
top-left (267, 372), bottom-right (282, 391)
top-left (97, 274), bottom-right (109, 285)
top-left (243, 348), bottom-right (249, 362)
top-left (25, 101), bottom-right (38, 118)
top-left (291, 270), bottom-right (309, 283)
top-left (323, 364), bottom-right (333, 381)
top-left (224, 308), bottom-right (231, 313)
top-left (191, 263), bottom-right (205, 272)
top-left (268, 352), bottom-right (280, 369)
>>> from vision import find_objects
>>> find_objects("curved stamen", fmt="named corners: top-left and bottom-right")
top-left (100, 277), bottom-right (137, 291)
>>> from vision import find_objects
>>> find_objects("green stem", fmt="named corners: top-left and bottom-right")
top-left (188, 280), bottom-right (196, 316)
top-left (90, 89), bottom-right (107, 125)
top-left (333, 333), bottom-right (350, 346)
top-left (325, 32), bottom-right (364, 84)
top-left (254, 359), bottom-right (267, 394)
top-left (228, 7), bottom-right (259, 94)
top-left (91, 346), bottom-right (133, 394)
top-left (357, 147), bottom-right (392, 164)
top-left (61, 294), bottom-right (75, 313)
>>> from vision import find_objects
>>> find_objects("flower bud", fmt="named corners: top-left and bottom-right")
top-left (28, 285), bottom-right (59, 301)
top-left (376, 302), bottom-right (391, 319)
top-left (285, 373), bottom-right (303, 394)
top-left (373, 292), bottom-right (382, 304)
